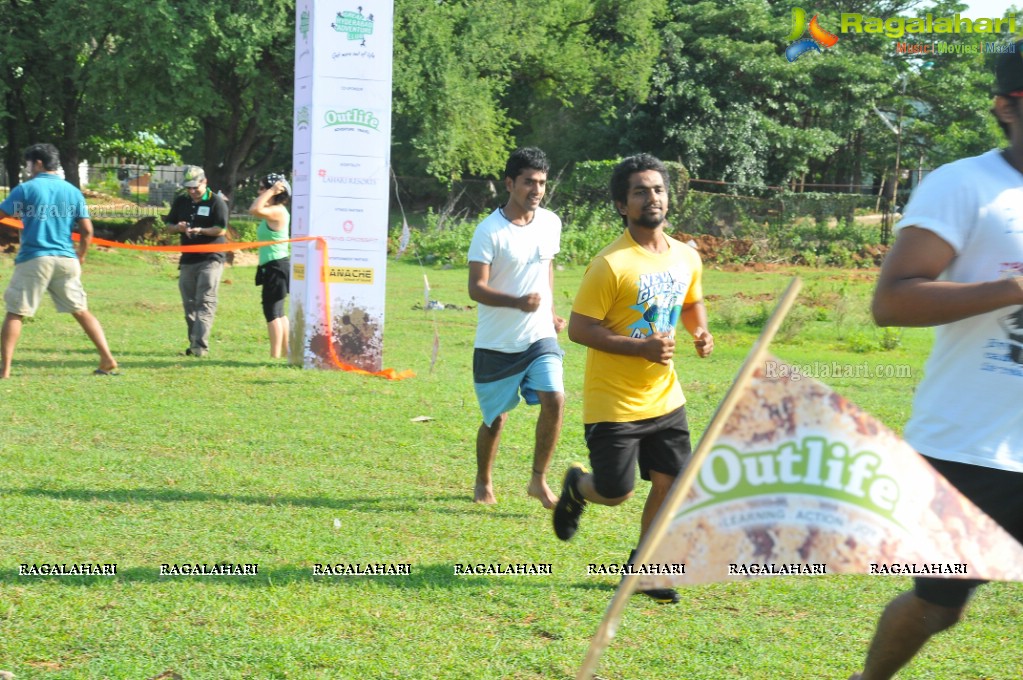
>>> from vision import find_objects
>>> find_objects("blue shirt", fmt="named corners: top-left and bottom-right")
top-left (0, 173), bottom-right (88, 263)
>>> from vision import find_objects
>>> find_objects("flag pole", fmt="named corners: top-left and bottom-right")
top-left (576, 276), bottom-right (803, 680)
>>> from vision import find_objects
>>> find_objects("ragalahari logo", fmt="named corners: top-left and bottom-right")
top-left (785, 7), bottom-right (839, 62)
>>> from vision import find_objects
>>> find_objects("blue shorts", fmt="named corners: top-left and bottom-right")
top-left (473, 353), bottom-right (564, 427)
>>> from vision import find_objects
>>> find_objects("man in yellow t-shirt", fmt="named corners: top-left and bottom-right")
top-left (553, 154), bottom-right (713, 604)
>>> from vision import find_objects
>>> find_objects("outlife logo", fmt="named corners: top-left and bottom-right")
top-left (785, 7), bottom-right (839, 62)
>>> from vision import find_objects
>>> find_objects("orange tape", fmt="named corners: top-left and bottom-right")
top-left (0, 215), bottom-right (412, 380)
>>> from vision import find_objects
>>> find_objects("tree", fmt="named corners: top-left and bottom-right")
top-left (171, 0), bottom-right (295, 203)
top-left (0, 0), bottom-right (182, 187)
top-left (391, 0), bottom-right (666, 181)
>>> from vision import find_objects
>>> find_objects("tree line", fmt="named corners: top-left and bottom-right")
top-left (0, 0), bottom-right (1014, 204)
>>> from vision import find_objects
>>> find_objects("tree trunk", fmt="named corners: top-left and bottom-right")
top-left (59, 74), bottom-right (81, 188)
top-left (3, 90), bottom-right (24, 189)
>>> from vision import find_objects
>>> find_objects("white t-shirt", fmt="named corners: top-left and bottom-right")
top-left (468, 207), bottom-right (561, 352)
top-left (897, 148), bottom-right (1023, 472)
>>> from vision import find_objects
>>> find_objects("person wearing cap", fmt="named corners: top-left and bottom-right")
top-left (0, 143), bottom-right (118, 378)
top-left (849, 44), bottom-right (1023, 680)
top-left (163, 165), bottom-right (229, 358)
top-left (248, 174), bottom-right (291, 359)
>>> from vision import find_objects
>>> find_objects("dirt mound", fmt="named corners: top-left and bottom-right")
top-left (853, 243), bottom-right (889, 267)
top-left (0, 222), bottom-right (18, 252)
top-left (675, 232), bottom-right (756, 264)
top-left (674, 230), bottom-right (889, 269)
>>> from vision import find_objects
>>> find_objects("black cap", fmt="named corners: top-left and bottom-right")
top-left (995, 41), bottom-right (1023, 96)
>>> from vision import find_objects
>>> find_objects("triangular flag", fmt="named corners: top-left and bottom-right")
top-left (635, 355), bottom-right (1023, 590)
top-left (576, 278), bottom-right (1023, 680)
top-left (395, 217), bottom-right (411, 259)
top-left (430, 327), bottom-right (440, 374)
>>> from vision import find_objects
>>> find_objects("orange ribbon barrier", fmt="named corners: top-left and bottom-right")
top-left (0, 215), bottom-right (412, 380)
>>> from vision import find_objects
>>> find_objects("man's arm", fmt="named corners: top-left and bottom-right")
top-left (568, 311), bottom-right (675, 365)
top-left (680, 300), bottom-right (713, 357)
top-left (872, 226), bottom-right (1023, 327)
top-left (468, 261), bottom-right (540, 311)
top-left (208, 194), bottom-right (229, 236)
top-left (164, 201), bottom-right (189, 234)
top-left (75, 218), bottom-right (94, 262)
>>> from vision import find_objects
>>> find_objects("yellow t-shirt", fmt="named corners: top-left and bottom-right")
top-left (572, 230), bottom-right (703, 424)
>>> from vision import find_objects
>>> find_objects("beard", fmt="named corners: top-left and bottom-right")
top-left (634, 211), bottom-right (666, 229)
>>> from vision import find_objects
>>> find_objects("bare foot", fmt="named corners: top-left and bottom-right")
top-left (474, 480), bottom-right (496, 504)
top-left (527, 476), bottom-right (557, 509)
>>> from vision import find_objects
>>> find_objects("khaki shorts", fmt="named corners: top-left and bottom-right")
top-left (4, 256), bottom-right (88, 316)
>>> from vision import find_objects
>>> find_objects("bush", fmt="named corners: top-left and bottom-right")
top-left (230, 216), bottom-right (260, 243)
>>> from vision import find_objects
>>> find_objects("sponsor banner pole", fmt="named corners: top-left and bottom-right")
top-left (293, 0), bottom-right (394, 372)
top-left (576, 277), bottom-right (803, 680)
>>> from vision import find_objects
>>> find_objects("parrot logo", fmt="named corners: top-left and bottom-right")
top-left (785, 7), bottom-right (839, 62)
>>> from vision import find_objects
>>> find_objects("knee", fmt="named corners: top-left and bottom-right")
top-left (484, 413), bottom-right (508, 435)
top-left (540, 392), bottom-right (565, 412)
top-left (602, 491), bottom-right (633, 506)
top-left (592, 475), bottom-right (635, 504)
top-left (919, 602), bottom-right (964, 634)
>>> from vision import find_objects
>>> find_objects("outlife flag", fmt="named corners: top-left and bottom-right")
top-left (635, 355), bottom-right (1023, 589)
top-left (577, 278), bottom-right (1023, 679)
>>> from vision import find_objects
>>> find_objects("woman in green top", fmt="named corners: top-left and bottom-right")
top-left (248, 174), bottom-right (291, 358)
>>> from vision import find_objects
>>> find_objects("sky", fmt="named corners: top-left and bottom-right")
top-left (960, 0), bottom-right (1018, 16)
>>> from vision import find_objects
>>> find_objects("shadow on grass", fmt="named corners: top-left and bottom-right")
top-left (11, 356), bottom-right (278, 370)
top-left (0, 487), bottom-right (530, 519)
top-left (0, 563), bottom-right (567, 591)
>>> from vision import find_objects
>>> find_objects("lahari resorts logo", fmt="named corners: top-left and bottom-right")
top-left (785, 7), bottom-right (839, 62)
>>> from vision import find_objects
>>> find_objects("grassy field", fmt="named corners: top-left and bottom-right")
top-left (1, 249), bottom-right (1021, 679)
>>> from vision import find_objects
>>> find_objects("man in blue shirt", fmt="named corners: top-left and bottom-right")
top-left (0, 143), bottom-right (118, 378)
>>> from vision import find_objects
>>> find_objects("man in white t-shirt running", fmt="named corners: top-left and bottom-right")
top-left (467, 147), bottom-right (565, 508)
top-left (850, 42), bottom-right (1023, 680)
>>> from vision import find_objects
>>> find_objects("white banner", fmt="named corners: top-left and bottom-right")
top-left (291, 0), bottom-right (393, 372)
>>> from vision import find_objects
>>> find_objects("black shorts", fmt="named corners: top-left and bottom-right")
top-left (256, 257), bottom-right (290, 322)
top-left (914, 457), bottom-right (1023, 608)
top-left (584, 405), bottom-right (691, 499)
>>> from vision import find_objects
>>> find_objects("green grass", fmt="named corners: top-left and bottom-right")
top-left (1, 250), bottom-right (1021, 679)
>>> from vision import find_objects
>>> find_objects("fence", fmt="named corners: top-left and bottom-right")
top-left (2, 163), bottom-right (905, 246)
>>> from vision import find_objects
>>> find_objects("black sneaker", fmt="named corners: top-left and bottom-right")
top-left (636, 587), bottom-right (680, 604)
top-left (553, 464), bottom-right (587, 541)
top-left (627, 550), bottom-right (680, 604)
